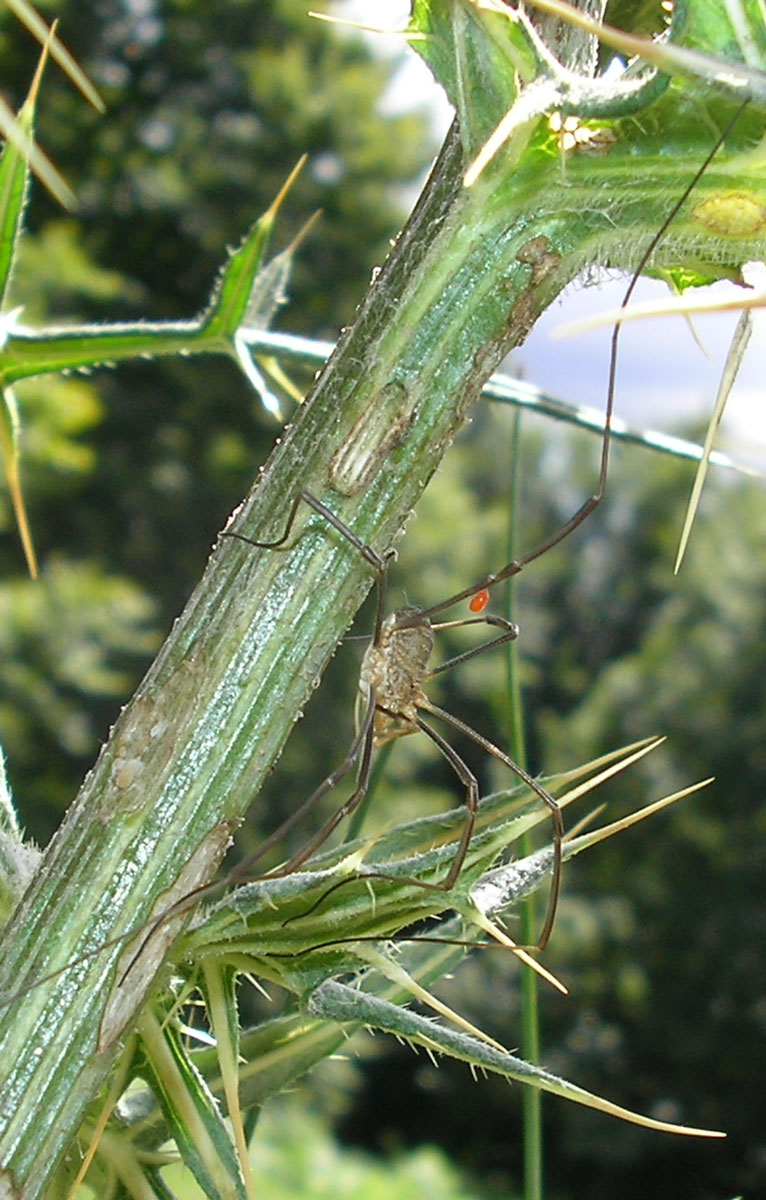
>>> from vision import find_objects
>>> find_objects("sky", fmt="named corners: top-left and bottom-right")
top-left (331, 1), bottom-right (766, 472)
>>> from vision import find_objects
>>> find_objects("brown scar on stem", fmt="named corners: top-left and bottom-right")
top-left (497, 235), bottom-right (564, 346)
top-left (473, 236), bottom-right (562, 379)
top-left (98, 819), bottom-right (236, 1051)
top-left (330, 379), bottom-right (416, 497)
top-left (516, 235), bottom-right (563, 286)
top-left (101, 655), bottom-right (213, 818)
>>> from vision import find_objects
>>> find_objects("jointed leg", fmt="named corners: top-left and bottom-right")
top-left (223, 491), bottom-right (394, 640)
top-left (414, 715), bottom-right (479, 892)
top-left (419, 699), bottom-right (562, 951)
top-left (220, 692), bottom-right (378, 886)
top-left (423, 612), bottom-right (520, 679)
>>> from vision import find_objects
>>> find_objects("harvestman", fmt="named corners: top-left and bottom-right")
top-left (223, 492), bottom-right (570, 950)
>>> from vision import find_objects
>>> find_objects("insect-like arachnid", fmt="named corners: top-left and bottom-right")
top-left (223, 489), bottom-right (577, 950)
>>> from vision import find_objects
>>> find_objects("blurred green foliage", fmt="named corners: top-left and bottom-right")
top-left (159, 1095), bottom-right (487, 1200)
top-left (0, 0), bottom-right (432, 840)
top-left (0, 2), bottom-right (763, 1198)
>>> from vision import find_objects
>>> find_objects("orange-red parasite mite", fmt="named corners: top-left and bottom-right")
top-left (469, 588), bottom-right (490, 613)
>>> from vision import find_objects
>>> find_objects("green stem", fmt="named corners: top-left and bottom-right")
top-left (504, 408), bottom-right (543, 1200)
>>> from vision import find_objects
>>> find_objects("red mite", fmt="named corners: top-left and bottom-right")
top-left (468, 587), bottom-right (490, 613)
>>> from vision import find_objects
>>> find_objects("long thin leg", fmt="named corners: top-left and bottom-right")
top-left (292, 702), bottom-right (555, 950)
top-left (261, 690), bottom-right (378, 879)
top-left (224, 490), bottom-right (393, 641)
top-left (424, 613), bottom-right (520, 678)
top-left (228, 684), bottom-right (378, 885)
top-left (120, 494), bottom-right (395, 946)
top-left (118, 492), bottom-right (398, 981)
top-left (413, 109), bottom-right (746, 622)
top-left (286, 709), bottom-right (482, 927)
top-left (413, 714), bottom-right (479, 892)
top-left (419, 698), bottom-right (562, 951)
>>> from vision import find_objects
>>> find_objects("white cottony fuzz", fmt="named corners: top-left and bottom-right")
top-left (471, 848), bottom-right (553, 917)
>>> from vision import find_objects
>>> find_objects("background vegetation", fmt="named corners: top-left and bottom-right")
top-left (0, 1), bottom-right (764, 1197)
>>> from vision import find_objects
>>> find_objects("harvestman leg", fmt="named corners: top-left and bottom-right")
top-left (418, 699), bottom-right (564, 948)
top-left (220, 492), bottom-right (390, 883)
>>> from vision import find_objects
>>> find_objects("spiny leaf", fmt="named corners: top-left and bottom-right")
top-left (308, 980), bottom-right (725, 1138)
top-left (202, 157), bottom-right (307, 340)
top-left (0, 162), bottom-right (310, 428)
